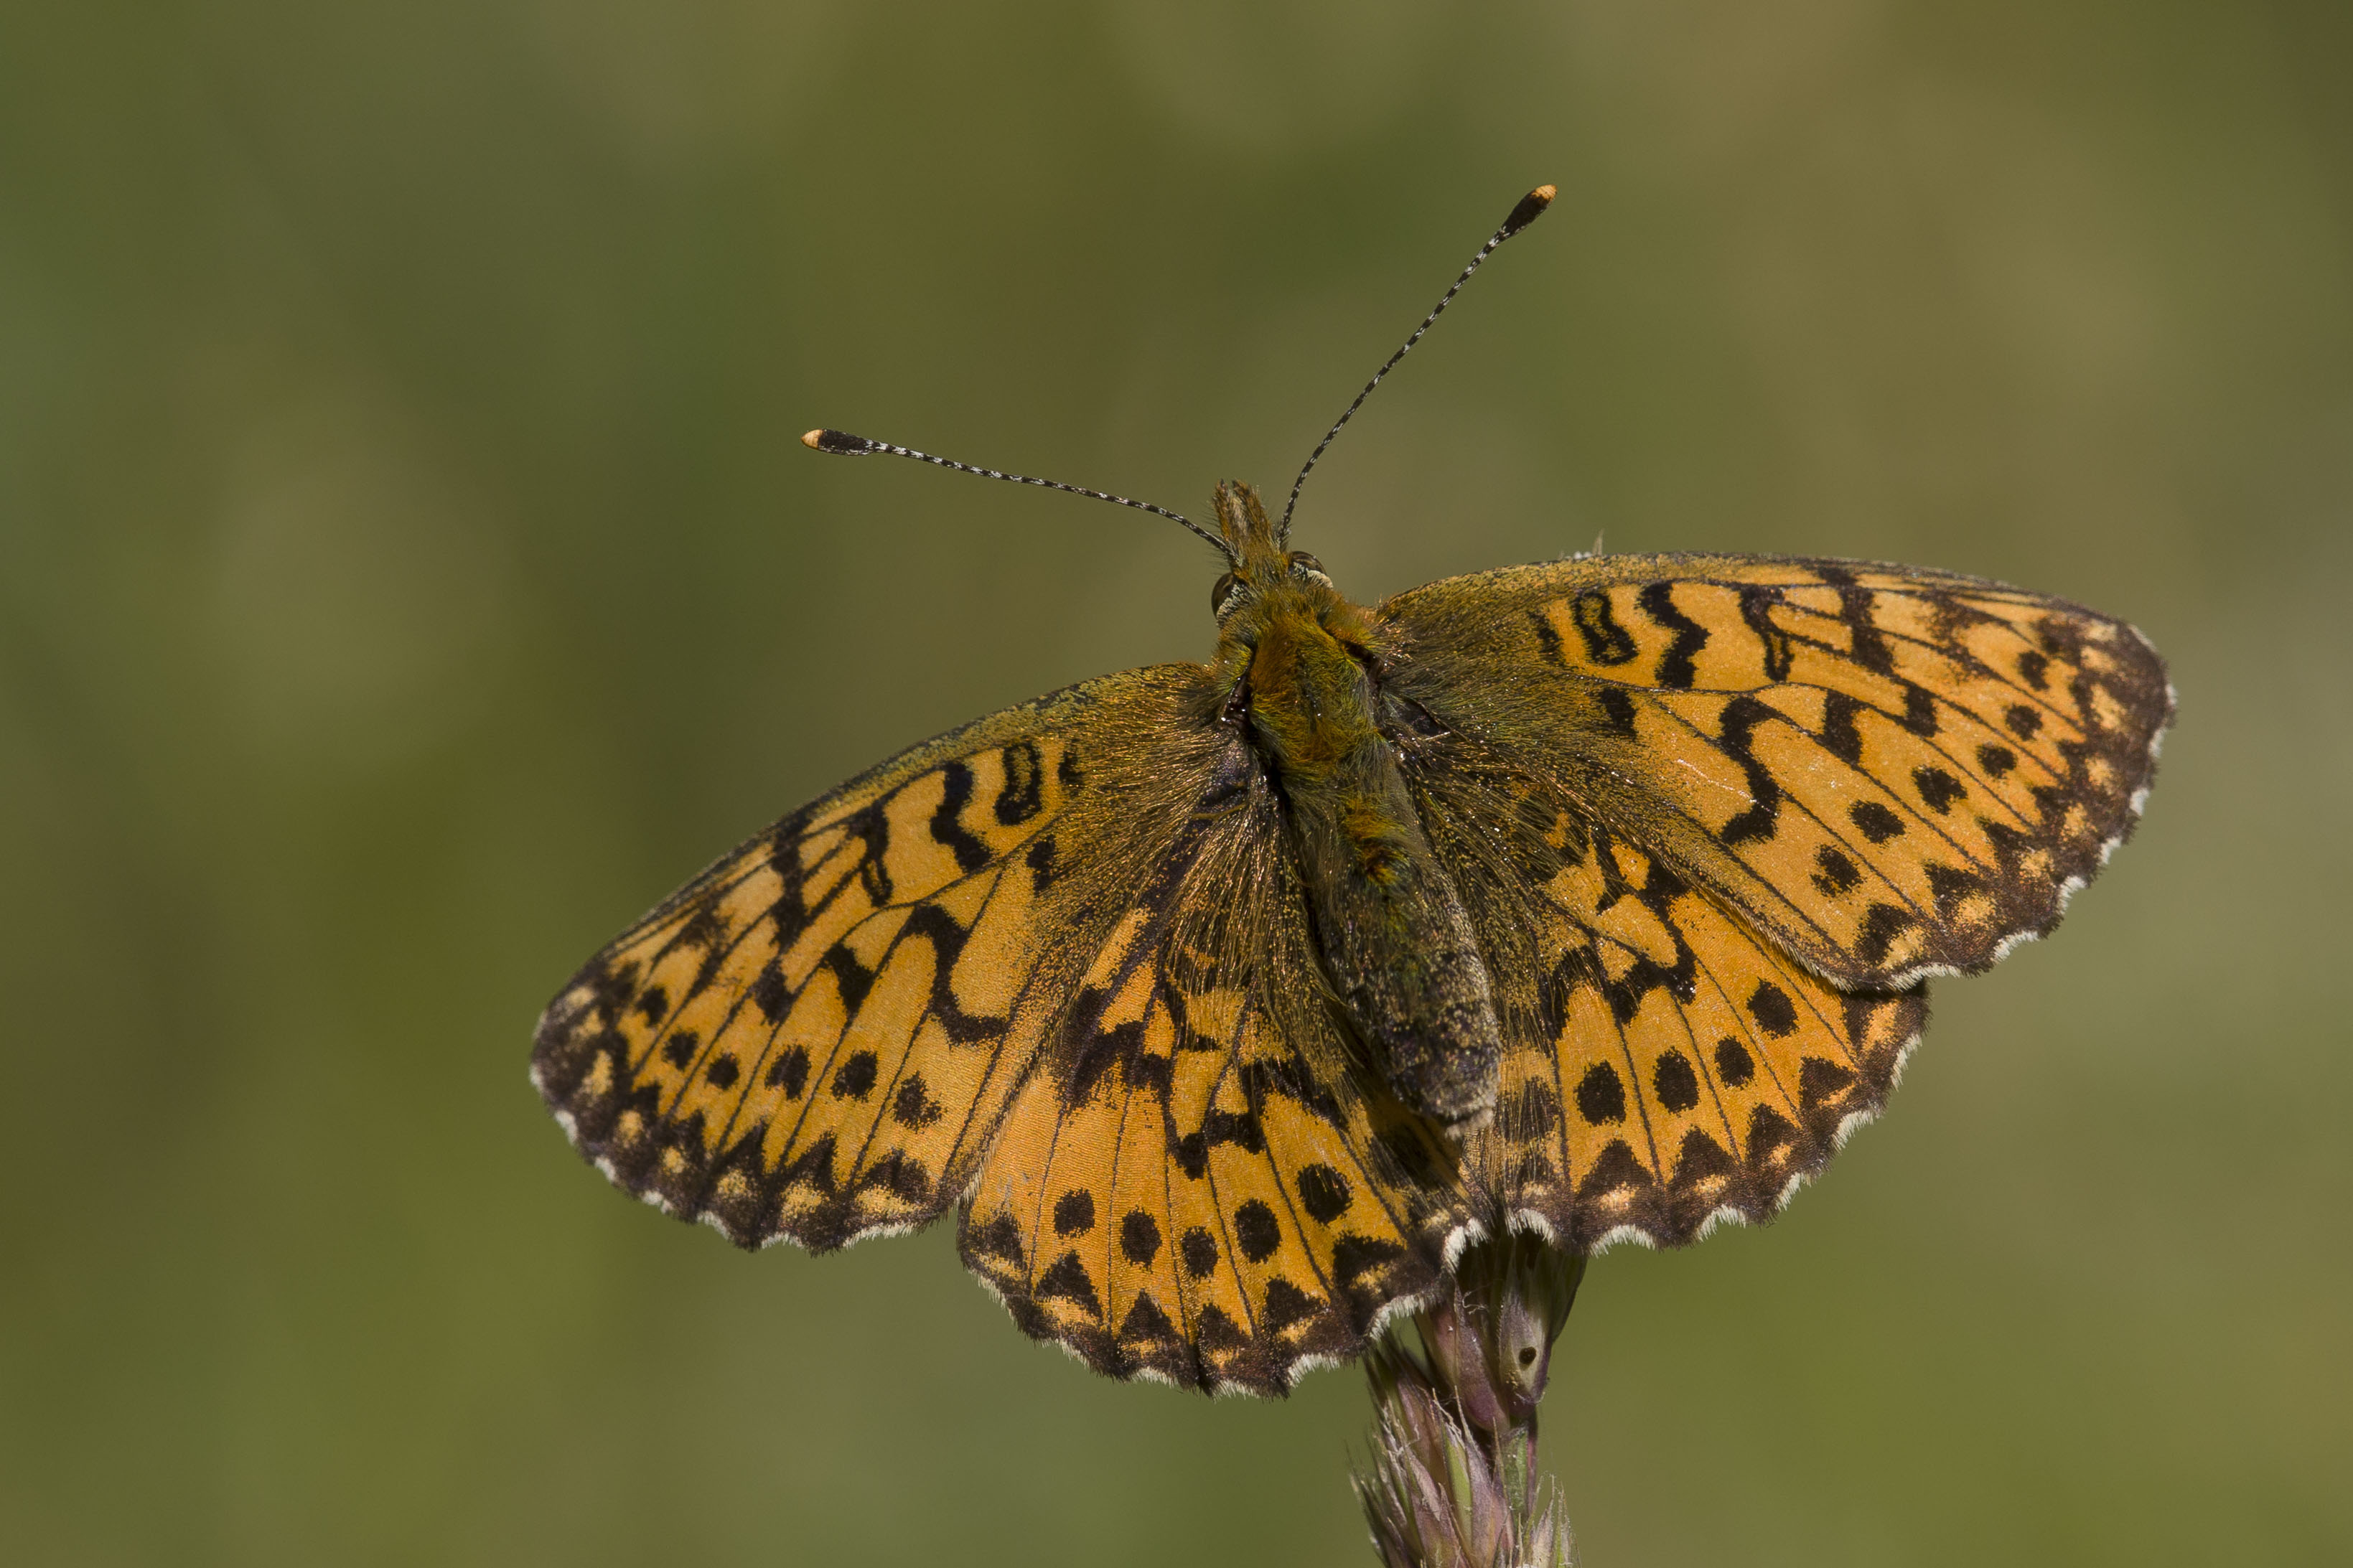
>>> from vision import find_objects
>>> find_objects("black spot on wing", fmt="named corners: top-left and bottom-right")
top-left (1119, 1210), bottom-right (1161, 1266)
top-left (843, 803), bottom-right (894, 905)
top-left (1053, 1189), bottom-right (1096, 1238)
top-left (891, 1074), bottom-right (942, 1129)
top-left (995, 740), bottom-right (1045, 825)
top-left (1174, 1132), bottom-right (1208, 1181)
top-left (749, 961), bottom-right (789, 1024)
top-left (899, 901), bottom-right (999, 1047)
top-left (1820, 690), bottom-right (1865, 766)
top-left (1067, 1018), bottom-right (1145, 1107)
top-left (820, 947), bottom-right (875, 1013)
top-left (1798, 1056), bottom-right (1857, 1110)
top-left (676, 901), bottom-right (726, 955)
top-left (1233, 1201), bottom-right (1281, 1264)
top-left (1738, 585), bottom-right (1797, 682)
top-left (1037, 1251), bottom-right (1103, 1317)
top-left (1744, 1104), bottom-right (1800, 1168)
top-left (1746, 981), bottom-right (1798, 1038)
top-left (1194, 1305), bottom-right (1245, 1353)
top-left (859, 1148), bottom-right (931, 1205)
top-left (1714, 696), bottom-right (1783, 846)
top-left (831, 1051), bottom-right (878, 1100)
top-left (1637, 581), bottom-right (1709, 689)
top-left (930, 761), bottom-right (991, 874)
top-left (1669, 1128), bottom-right (1738, 1193)
top-left (1817, 565), bottom-right (1894, 675)
top-left (1025, 833), bottom-right (1062, 893)
top-left (1528, 609), bottom-right (1568, 667)
top-left (968, 1211), bottom-right (1025, 1267)
top-left (766, 1046), bottom-right (810, 1098)
top-left (1575, 1063), bottom-right (1627, 1125)
top-left (1575, 1140), bottom-right (1652, 1203)
top-left (1899, 682), bottom-right (1939, 738)
top-left (1713, 1036), bottom-right (1754, 1086)
top-left (1329, 1234), bottom-right (1404, 1292)
top-left (1812, 845), bottom-right (1861, 896)
top-left (1924, 862), bottom-right (1976, 916)
top-left (779, 1131), bottom-right (840, 1202)
top-left (1652, 1050), bottom-right (1701, 1112)
top-left (1119, 1292), bottom-right (1176, 1343)
top-left (1571, 590), bottom-right (1638, 665)
top-left (1855, 903), bottom-right (1913, 967)
top-left (1914, 766), bottom-right (1967, 813)
top-left (1597, 687), bottom-right (1639, 739)
top-left (1295, 1165), bottom-right (1352, 1225)
top-left (563, 966), bottom-right (632, 1033)
top-left (1261, 1278), bottom-right (1317, 1333)
top-left (1849, 800), bottom-right (1907, 843)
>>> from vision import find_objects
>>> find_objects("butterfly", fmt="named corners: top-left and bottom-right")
top-left (530, 187), bottom-right (2171, 1395)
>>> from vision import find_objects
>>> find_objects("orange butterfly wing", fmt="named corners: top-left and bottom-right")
top-left (531, 665), bottom-right (1452, 1391)
top-left (1385, 555), bottom-right (2172, 989)
top-left (530, 675), bottom-right (1146, 1251)
top-left (958, 762), bottom-right (1454, 1391)
top-left (1384, 555), bottom-right (2169, 1245)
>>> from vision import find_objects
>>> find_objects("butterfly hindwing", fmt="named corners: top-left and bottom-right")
top-left (1384, 555), bottom-right (2172, 990)
top-left (1405, 743), bottom-right (1922, 1247)
top-left (959, 755), bottom-right (1454, 1393)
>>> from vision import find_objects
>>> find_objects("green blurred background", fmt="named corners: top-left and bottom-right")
top-left (4, 1), bottom-right (2347, 1563)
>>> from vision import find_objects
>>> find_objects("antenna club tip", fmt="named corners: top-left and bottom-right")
top-left (800, 428), bottom-right (825, 449)
top-left (803, 428), bottom-right (876, 455)
top-left (1502, 184), bottom-right (1558, 237)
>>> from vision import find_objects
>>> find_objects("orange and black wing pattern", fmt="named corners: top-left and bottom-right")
top-left (1407, 744), bottom-right (1922, 1249)
top-left (958, 754), bottom-right (1454, 1392)
top-left (1386, 555), bottom-right (2172, 990)
top-left (1385, 554), bottom-right (2169, 1246)
top-left (530, 666), bottom-right (1452, 1392)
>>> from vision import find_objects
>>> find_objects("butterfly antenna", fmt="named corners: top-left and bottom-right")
top-left (1276, 184), bottom-right (1557, 548)
top-left (802, 428), bottom-right (1234, 560)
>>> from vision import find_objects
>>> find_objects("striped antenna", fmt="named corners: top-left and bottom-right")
top-left (1276, 184), bottom-right (1557, 547)
top-left (802, 428), bottom-right (1232, 560)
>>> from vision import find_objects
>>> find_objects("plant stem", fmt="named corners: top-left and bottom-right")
top-left (1353, 1234), bottom-right (1586, 1568)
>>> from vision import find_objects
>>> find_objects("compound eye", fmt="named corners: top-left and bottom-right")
top-left (1210, 572), bottom-right (1239, 617)
top-left (1288, 552), bottom-right (1324, 575)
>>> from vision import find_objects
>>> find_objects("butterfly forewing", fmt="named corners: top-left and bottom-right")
top-left (1383, 555), bottom-right (2172, 990)
top-left (534, 670), bottom-right (1198, 1247)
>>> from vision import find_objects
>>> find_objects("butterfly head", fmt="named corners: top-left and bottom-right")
top-left (1208, 479), bottom-right (1338, 624)
top-left (1202, 479), bottom-right (1398, 769)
